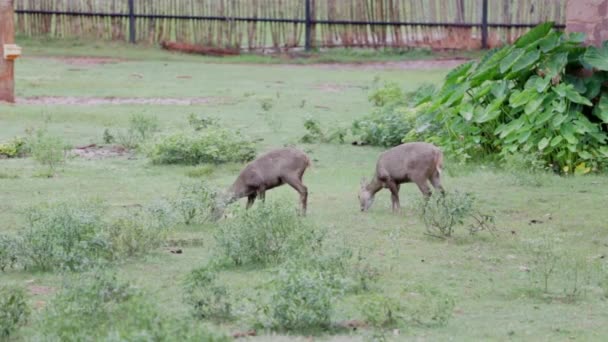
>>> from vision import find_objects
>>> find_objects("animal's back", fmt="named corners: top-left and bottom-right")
top-left (244, 147), bottom-right (310, 180)
top-left (377, 142), bottom-right (441, 181)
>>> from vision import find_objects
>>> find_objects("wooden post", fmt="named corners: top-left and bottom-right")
top-left (304, 0), bottom-right (312, 51)
top-left (128, 0), bottom-right (136, 44)
top-left (0, 0), bottom-right (15, 103)
top-left (481, 0), bottom-right (488, 49)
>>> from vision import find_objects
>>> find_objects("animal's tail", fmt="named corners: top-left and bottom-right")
top-left (434, 149), bottom-right (444, 176)
top-left (304, 153), bottom-right (313, 170)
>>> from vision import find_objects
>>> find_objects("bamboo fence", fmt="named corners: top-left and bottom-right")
top-left (14, 0), bottom-right (567, 50)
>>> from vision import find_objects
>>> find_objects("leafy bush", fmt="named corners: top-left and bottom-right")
top-left (352, 82), bottom-right (437, 147)
top-left (0, 235), bottom-right (21, 271)
top-left (172, 181), bottom-right (219, 225)
top-left (214, 200), bottom-right (320, 266)
top-left (26, 128), bottom-right (70, 173)
top-left (147, 128), bottom-right (256, 165)
top-left (112, 113), bottom-right (159, 149)
top-left (299, 117), bottom-right (347, 144)
top-left (34, 271), bottom-right (228, 342)
top-left (360, 294), bottom-right (403, 328)
top-left (0, 137), bottom-right (28, 158)
top-left (20, 200), bottom-right (109, 271)
top-left (104, 211), bottom-right (168, 259)
top-left (0, 286), bottom-right (29, 339)
top-left (16, 200), bottom-right (171, 272)
top-left (414, 24), bottom-right (608, 172)
top-left (188, 114), bottom-right (220, 131)
top-left (262, 264), bottom-right (334, 331)
top-left (183, 266), bottom-right (232, 321)
top-left (415, 191), bottom-right (474, 238)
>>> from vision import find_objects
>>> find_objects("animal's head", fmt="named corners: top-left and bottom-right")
top-left (358, 177), bottom-right (374, 212)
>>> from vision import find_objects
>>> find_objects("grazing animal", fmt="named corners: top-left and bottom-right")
top-left (358, 142), bottom-right (444, 213)
top-left (224, 147), bottom-right (311, 215)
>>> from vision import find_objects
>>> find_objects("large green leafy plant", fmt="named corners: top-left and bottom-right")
top-left (414, 23), bottom-right (608, 173)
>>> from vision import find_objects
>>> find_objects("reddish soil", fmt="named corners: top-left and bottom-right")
top-left (161, 41), bottom-right (240, 56)
top-left (29, 56), bottom-right (127, 65)
top-left (70, 144), bottom-right (132, 159)
top-left (303, 58), bottom-right (469, 71)
top-left (28, 285), bottom-right (55, 296)
top-left (17, 96), bottom-right (212, 106)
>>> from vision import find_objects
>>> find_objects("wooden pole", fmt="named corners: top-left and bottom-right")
top-left (0, 0), bottom-right (15, 103)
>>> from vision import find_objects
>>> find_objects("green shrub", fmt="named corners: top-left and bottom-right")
top-left (502, 152), bottom-right (552, 187)
top-left (34, 271), bottom-right (227, 342)
top-left (415, 191), bottom-right (474, 238)
top-left (300, 117), bottom-right (347, 144)
top-left (414, 24), bottom-right (608, 172)
top-left (352, 82), bottom-right (437, 147)
top-left (214, 200), bottom-right (319, 266)
top-left (183, 266), bottom-right (232, 321)
top-left (26, 128), bottom-right (70, 173)
top-left (17, 199), bottom-right (171, 272)
top-left (20, 200), bottom-right (109, 271)
top-left (0, 137), bottom-right (28, 158)
top-left (0, 235), bottom-right (21, 272)
top-left (0, 286), bottom-right (29, 339)
top-left (188, 114), bottom-right (220, 131)
top-left (172, 181), bottom-right (219, 225)
top-left (262, 264), bottom-right (334, 331)
top-left (147, 128), bottom-right (256, 165)
top-left (112, 113), bottom-right (159, 149)
top-left (105, 211), bottom-right (168, 259)
top-left (402, 283), bottom-right (455, 327)
top-left (360, 294), bottom-right (403, 328)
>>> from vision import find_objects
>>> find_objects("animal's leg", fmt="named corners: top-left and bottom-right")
top-left (386, 180), bottom-right (401, 213)
top-left (283, 176), bottom-right (308, 216)
top-left (246, 194), bottom-right (256, 209)
top-left (257, 186), bottom-right (266, 203)
top-left (414, 178), bottom-right (432, 199)
top-left (430, 172), bottom-right (445, 195)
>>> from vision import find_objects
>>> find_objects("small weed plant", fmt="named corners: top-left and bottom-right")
top-left (0, 286), bottom-right (29, 339)
top-left (214, 200), bottom-right (320, 266)
top-left (0, 137), bottom-right (28, 158)
top-left (148, 128), bottom-right (256, 165)
top-left (114, 113), bottom-right (159, 149)
top-left (172, 181), bottom-right (219, 225)
top-left (416, 191), bottom-right (474, 238)
top-left (34, 271), bottom-right (227, 341)
top-left (183, 266), bottom-right (232, 321)
top-left (0, 235), bottom-right (20, 271)
top-left (300, 117), bottom-right (347, 144)
top-left (26, 128), bottom-right (70, 174)
top-left (188, 114), bottom-right (220, 131)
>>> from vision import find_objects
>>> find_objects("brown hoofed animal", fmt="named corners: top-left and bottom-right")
top-left (358, 142), bottom-right (444, 213)
top-left (225, 147), bottom-right (311, 215)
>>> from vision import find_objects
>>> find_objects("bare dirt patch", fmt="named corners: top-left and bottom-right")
top-left (29, 56), bottom-right (127, 66)
top-left (17, 96), bottom-right (213, 106)
top-left (71, 144), bottom-right (132, 160)
top-left (28, 285), bottom-right (55, 296)
top-left (304, 58), bottom-right (469, 71)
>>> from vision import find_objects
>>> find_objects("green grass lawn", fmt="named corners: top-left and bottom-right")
top-left (1, 40), bottom-right (608, 341)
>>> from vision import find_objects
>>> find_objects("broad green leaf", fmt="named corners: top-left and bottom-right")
top-left (564, 74), bottom-right (586, 94)
top-left (553, 98), bottom-right (567, 113)
top-left (574, 116), bottom-right (598, 133)
top-left (500, 48), bottom-right (526, 73)
top-left (553, 83), bottom-right (568, 97)
top-left (517, 129), bottom-right (532, 143)
top-left (541, 52), bottom-right (568, 78)
top-left (495, 117), bottom-right (525, 138)
top-left (560, 123), bottom-right (578, 144)
top-left (538, 32), bottom-right (560, 52)
top-left (578, 151), bottom-right (593, 160)
top-left (472, 82), bottom-right (493, 101)
top-left (550, 135), bottom-right (563, 147)
top-left (514, 22), bottom-right (554, 48)
top-left (535, 108), bottom-right (554, 125)
top-left (524, 94), bottom-right (544, 115)
top-left (535, 75), bottom-right (551, 93)
top-left (593, 94), bottom-right (608, 123)
top-left (509, 88), bottom-right (537, 108)
top-left (538, 137), bottom-right (550, 150)
top-left (444, 61), bottom-right (475, 86)
top-left (474, 98), bottom-right (504, 123)
top-left (568, 32), bottom-right (586, 44)
top-left (459, 102), bottom-right (474, 121)
top-left (564, 85), bottom-right (593, 106)
top-left (584, 73), bottom-right (604, 99)
top-left (583, 41), bottom-right (608, 71)
top-left (443, 82), bottom-right (470, 107)
top-left (552, 113), bottom-right (568, 127)
top-left (599, 146), bottom-right (608, 158)
top-left (491, 80), bottom-right (510, 98)
top-left (511, 50), bottom-right (541, 73)
top-left (574, 162), bottom-right (591, 175)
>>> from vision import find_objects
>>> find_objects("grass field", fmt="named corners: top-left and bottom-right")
top-left (1, 40), bottom-right (608, 341)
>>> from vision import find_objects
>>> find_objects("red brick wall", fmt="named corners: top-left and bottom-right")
top-left (566, 0), bottom-right (608, 46)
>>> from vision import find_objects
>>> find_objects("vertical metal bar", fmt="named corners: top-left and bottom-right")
top-left (305, 0), bottom-right (311, 51)
top-left (129, 0), bottom-right (136, 44)
top-left (481, 0), bottom-right (488, 49)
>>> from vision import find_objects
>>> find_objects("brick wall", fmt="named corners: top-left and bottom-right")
top-left (566, 0), bottom-right (608, 46)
